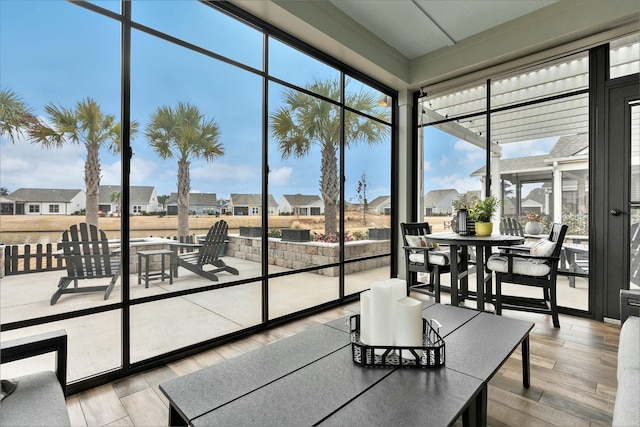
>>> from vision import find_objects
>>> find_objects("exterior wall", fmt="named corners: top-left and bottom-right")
top-left (226, 235), bottom-right (390, 277)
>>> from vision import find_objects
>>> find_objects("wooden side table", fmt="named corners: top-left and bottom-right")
top-left (137, 249), bottom-right (174, 288)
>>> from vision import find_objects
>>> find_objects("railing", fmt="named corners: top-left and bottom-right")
top-left (2, 235), bottom-right (200, 277)
top-left (2, 243), bottom-right (66, 276)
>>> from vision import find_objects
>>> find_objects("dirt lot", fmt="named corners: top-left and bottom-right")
top-left (0, 212), bottom-right (400, 245)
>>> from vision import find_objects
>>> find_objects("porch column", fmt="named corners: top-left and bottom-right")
top-left (491, 149), bottom-right (502, 230)
top-left (553, 164), bottom-right (562, 223)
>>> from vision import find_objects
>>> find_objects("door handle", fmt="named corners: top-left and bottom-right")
top-left (610, 209), bottom-right (628, 216)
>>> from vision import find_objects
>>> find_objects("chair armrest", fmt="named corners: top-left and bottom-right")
top-left (499, 245), bottom-right (531, 254)
top-left (494, 252), bottom-right (558, 262)
top-left (1, 329), bottom-right (67, 397)
top-left (620, 289), bottom-right (640, 324)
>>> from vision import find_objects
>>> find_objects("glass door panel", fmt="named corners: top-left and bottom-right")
top-left (630, 102), bottom-right (639, 291)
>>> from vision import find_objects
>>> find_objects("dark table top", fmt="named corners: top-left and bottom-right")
top-left (159, 325), bottom-right (349, 423)
top-left (424, 232), bottom-right (525, 247)
top-left (161, 303), bottom-right (533, 426)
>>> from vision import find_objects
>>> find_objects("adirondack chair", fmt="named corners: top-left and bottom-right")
top-left (174, 220), bottom-right (238, 282)
top-left (51, 223), bottom-right (121, 305)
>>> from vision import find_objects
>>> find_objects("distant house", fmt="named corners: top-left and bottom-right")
top-left (7, 188), bottom-right (86, 215)
top-left (165, 193), bottom-right (217, 216)
top-left (472, 134), bottom-right (588, 219)
top-left (228, 193), bottom-right (277, 216)
top-left (367, 195), bottom-right (391, 215)
top-left (100, 185), bottom-right (160, 215)
top-left (0, 196), bottom-right (16, 215)
top-left (423, 189), bottom-right (459, 216)
top-left (278, 194), bottom-right (324, 215)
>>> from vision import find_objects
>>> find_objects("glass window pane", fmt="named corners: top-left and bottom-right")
top-left (0, 0), bottom-right (123, 318)
top-left (345, 113), bottom-right (391, 251)
top-left (130, 28), bottom-right (263, 298)
top-left (493, 97), bottom-right (589, 311)
top-left (131, 283), bottom-right (262, 362)
top-left (269, 270), bottom-right (339, 319)
top-left (131, 0), bottom-right (263, 70)
top-left (344, 77), bottom-right (392, 118)
top-left (268, 81), bottom-right (338, 273)
top-left (0, 312), bottom-right (122, 382)
top-left (269, 38), bottom-right (340, 99)
top-left (422, 124), bottom-right (486, 228)
top-left (611, 33), bottom-right (640, 79)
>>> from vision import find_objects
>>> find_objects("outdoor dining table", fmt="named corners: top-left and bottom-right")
top-left (422, 232), bottom-right (525, 310)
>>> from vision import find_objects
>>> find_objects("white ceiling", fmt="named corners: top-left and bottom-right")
top-left (328, 0), bottom-right (558, 59)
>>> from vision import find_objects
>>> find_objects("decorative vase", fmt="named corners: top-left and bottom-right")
top-left (525, 222), bottom-right (543, 235)
top-left (474, 222), bottom-right (493, 236)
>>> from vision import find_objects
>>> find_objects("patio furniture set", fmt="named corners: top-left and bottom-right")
top-left (50, 221), bottom-right (238, 304)
top-left (401, 221), bottom-right (570, 327)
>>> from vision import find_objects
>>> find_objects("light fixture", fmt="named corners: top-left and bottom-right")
top-left (377, 94), bottom-right (391, 107)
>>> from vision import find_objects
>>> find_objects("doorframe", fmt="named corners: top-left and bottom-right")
top-left (594, 71), bottom-right (639, 321)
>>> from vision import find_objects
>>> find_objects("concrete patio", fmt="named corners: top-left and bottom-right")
top-left (0, 253), bottom-right (588, 383)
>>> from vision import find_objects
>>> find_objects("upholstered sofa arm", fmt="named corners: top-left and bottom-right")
top-left (620, 289), bottom-right (640, 324)
top-left (1, 329), bottom-right (67, 397)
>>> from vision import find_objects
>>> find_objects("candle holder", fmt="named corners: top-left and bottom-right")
top-left (349, 315), bottom-right (445, 369)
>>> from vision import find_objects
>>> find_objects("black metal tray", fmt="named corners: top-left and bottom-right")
top-left (349, 314), bottom-right (445, 368)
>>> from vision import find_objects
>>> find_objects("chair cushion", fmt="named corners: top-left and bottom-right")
top-left (618, 316), bottom-right (640, 382)
top-left (0, 371), bottom-right (71, 427)
top-left (408, 250), bottom-right (458, 266)
top-left (405, 235), bottom-right (438, 250)
top-left (530, 238), bottom-right (556, 257)
top-left (612, 374), bottom-right (640, 427)
top-left (487, 254), bottom-right (551, 276)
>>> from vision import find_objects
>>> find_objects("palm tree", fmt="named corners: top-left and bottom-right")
top-left (452, 192), bottom-right (480, 211)
top-left (145, 102), bottom-right (224, 239)
top-left (29, 97), bottom-right (136, 226)
top-left (0, 88), bottom-right (40, 143)
top-left (270, 79), bottom-right (390, 235)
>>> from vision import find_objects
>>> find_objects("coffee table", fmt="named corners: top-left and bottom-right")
top-left (160, 303), bottom-right (533, 426)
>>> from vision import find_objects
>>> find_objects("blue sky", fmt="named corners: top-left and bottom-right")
top-left (0, 0), bottom-right (551, 203)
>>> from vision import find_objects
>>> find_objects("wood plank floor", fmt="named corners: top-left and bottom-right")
top-left (66, 293), bottom-right (621, 426)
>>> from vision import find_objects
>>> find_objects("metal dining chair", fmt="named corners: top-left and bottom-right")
top-left (487, 223), bottom-right (569, 328)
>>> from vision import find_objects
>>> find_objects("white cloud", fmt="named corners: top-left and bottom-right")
top-left (269, 167), bottom-right (293, 186)
top-left (191, 162), bottom-right (257, 182)
top-left (439, 155), bottom-right (449, 167)
top-left (0, 140), bottom-right (86, 191)
top-left (423, 160), bottom-right (432, 172)
top-left (500, 136), bottom-right (559, 159)
top-left (430, 174), bottom-right (482, 194)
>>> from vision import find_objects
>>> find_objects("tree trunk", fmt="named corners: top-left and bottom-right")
top-left (85, 143), bottom-right (101, 226)
top-left (320, 143), bottom-right (339, 235)
top-left (177, 158), bottom-right (191, 239)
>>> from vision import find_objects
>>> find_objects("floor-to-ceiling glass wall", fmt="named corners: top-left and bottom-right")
top-left (0, 0), bottom-right (123, 382)
top-left (128, 1), bottom-right (265, 361)
top-left (0, 0), bottom-right (394, 392)
top-left (419, 50), bottom-right (591, 312)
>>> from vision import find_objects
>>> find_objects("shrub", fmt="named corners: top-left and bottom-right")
top-left (267, 229), bottom-right (282, 238)
top-left (312, 231), bottom-right (354, 243)
top-left (562, 211), bottom-right (588, 235)
top-left (351, 230), bottom-right (367, 240)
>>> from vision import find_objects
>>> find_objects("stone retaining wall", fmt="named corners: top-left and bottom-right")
top-left (226, 235), bottom-right (390, 277)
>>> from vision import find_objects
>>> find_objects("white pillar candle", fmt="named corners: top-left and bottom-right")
top-left (370, 281), bottom-right (393, 355)
top-left (359, 290), bottom-right (372, 345)
top-left (388, 278), bottom-right (407, 345)
top-left (395, 297), bottom-right (423, 360)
